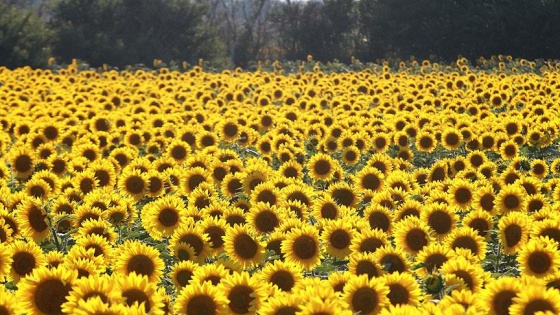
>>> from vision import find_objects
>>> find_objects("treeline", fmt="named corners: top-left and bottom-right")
top-left (2, 0), bottom-right (560, 69)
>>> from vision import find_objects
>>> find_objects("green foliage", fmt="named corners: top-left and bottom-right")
top-left (356, 0), bottom-right (560, 61)
top-left (270, 0), bottom-right (356, 63)
top-left (0, 2), bottom-right (51, 68)
top-left (50, 0), bottom-right (223, 67)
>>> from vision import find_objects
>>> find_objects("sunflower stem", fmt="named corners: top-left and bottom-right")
top-left (50, 226), bottom-right (62, 252)
top-left (495, 243), bottom-right (501, 273)
top-left (117, 223), bottom-right (124, 245)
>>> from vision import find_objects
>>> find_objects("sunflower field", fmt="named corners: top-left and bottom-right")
top-left (1, 56), bottom-right (560, 315)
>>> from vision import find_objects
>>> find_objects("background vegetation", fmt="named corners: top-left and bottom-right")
top-left (2, 0), bottom-right (560, 68)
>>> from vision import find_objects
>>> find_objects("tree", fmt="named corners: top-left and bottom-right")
top-left (270, 0), bottom-right (357, 63)
top-left (0, 1), bottom-right (51, 68)
top-left (50, 0), bottom-right (222, 67)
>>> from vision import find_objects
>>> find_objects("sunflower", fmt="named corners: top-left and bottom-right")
top-left (170, 225), bottom-right (211, 263)
top-left (280, 183), bottom-right (315, 208)
top-left (0, 217), bottom-right (14, 245)
top-left (373, 245), bottom-right (410, 274)
top-left (143, 170), bottom-right (165, 198)
top-left (341, 145), bottom-right (361, 165)
top-left (76, 218), bottom-right (119, 243)
top-left (296, 296), bottom-right (350, 315)
top-left (320, 219), bottom-right (355, 259)
top-left (0, 242), bottom-right (12, 279)
top-left (328, 271), bottom-right (352, 294)
top-left (517, 236), bottom-right (560, 279)
top-left (63, 256), bottom-right (105, 279)
top-left (74, 233), bottom-right (114, 266)
top-left (307, 153), bottom-right (339, 182)
top-left (414, 243), bottom-right (453, 278)
top-left (191, 263), bottom-right (231, 287)
top-left (218, 120), bottom-right (241, 143)
top-left (394, 214), bottom-right (433, 256)
top-left (170, 242), bottom-right (198, 263)
top-left (522, 190), bottom-right (545, 212)
top-left (264, 231), bottom-right (286, 262)
top-left (312, 194), bottom-right (342, 221)
top-left (112, 272), bottom-right (164, 315)
top-left (551, 158), bottom-right (560, 176)
top-left (277, 160), bottom-right (303, 180)
top-left (17, 266), bottom-right (75, 315)
top-left (141, 195), bottom-right (187, 240)
top-left (498, 211), bottom-right (531, 254)
top-left (470, 185), bottom-right (496, 214)
top-left (175, 280), bottom-right (228, 315)
top-left (509, 286), bottom-right (560, 315)
top-left (8, 145), bottom-right (35, 178)
top-left (343, 274), bottom-right (389, 315)
top-left (188, 185), bottom-right (217, 212)
top-left (118, 167), bottom-right (147, 201)
top-left (113, 240), bottom-right (165, 282)
top-left (182, 167), bottom-right (211, 195)
top-left (220, 173), bottom-right (244, 198)
top-left (367, 153), bottom-right (393, 176)
top-left (199, 217), bottom-right (228, 255)
top-left (437, 289), bottom-right (486, 313)
top-left (363, 204), bottom-right (393, 234)
top-left (441, 128), bottom-right (463, 150)
top-left (74, 206), bottom-right (104, 228)
top-left (258, 292), bottom-right (302, 315)
top-left (32, 168), bottom-right (61, 192)
top-left (258, 259), bottom-right (303, 294)
top-left (394, 200), bottom-right (422, 222)
top-left (24, 178), bottom-right (52, 202)
top-left (224, 206), bottom-right (247, 227)
top-left (448, 179), bottom-right (475, 211)
top-left (0, 286), bottom-right (18, 315)
top-left (218, 271), bottom-right (268, 315)
top-left (440, 256), bottom-right (485, 293)
top-left (379, 304), bottom-right (424, 315)
top-left (61, 274), bottom-right (116, 314)
top-left (428, 160), bottom-right (448, 182)
top-left (73, 170), bottom-right (99, 196)
top-left (462, 209), bottom-right (494, 240)
top-left (105, 203), bottom-right (130, 227)
top-left (415, 131), bottom-right (437, 152)
top-left (466, 150), bottom-right (487, 169)
top-left (281, 199), bottom-right (309, 221)
top-left (420, 203), bottom-right (457, 239)
top-left (530, 159), bottom-right (549, 179)
top-left (496, 184), bottom-right (526, 214)
top-left (223, 225), bottom-right (265, 269)
top-left (247, 203), bottom-right (284, 236)
top-left (15, 197), bottom-right (50, 243)
top-left (250, 182), bottom-right (280, 206)
top-left (282, 225), bottom-right (321, 270)
top-left (256, 136), bottom-right (274, 156)
top-left (170, 260), bottom-right (199, 290)
top-left (382, 272), bottom-right (422, 306)
top-left (500, 167), bottom-right (522, 186)
top-left (444, 226), bottom-right (487, 260)
top-left (349, 227), bottom-right (388, 255)
top-left (123, 130), bottom-right (145, 148)
top-left (165, 139), bottom-right (191, 164)
top-left (371, 133), bottom-right (390, 153)
top-left (328, 182), bottom-right (358, 208)
top-left (480, 277), bottom-right (521, 315)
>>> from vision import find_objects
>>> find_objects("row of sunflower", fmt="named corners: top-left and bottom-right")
top-left (1, 62), bottom-right (560, 314)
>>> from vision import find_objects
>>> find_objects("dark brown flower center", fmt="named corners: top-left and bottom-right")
top-left (351, 287), bottom-right (378, 314)
top-left (34, 279), bottom-right (71, 315)
top-left (234, 233), bottom-right (258, 260)
top-left (127, 255), bottom-right (155, 277)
